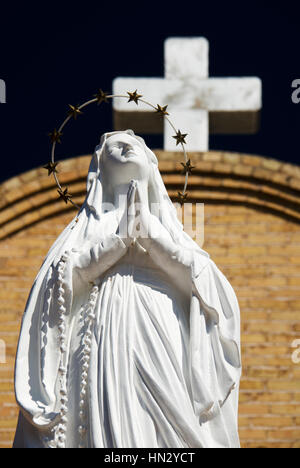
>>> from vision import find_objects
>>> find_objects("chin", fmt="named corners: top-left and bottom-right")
top-left (124, 163), bottom-right (149, 179)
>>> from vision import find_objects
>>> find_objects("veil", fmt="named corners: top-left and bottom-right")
top-left (77, 129), bottom-right (210, 255)
top-left (44, 129), bottom-right (209, 266)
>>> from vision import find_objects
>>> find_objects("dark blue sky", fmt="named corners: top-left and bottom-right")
top-left (0, 1), bottom-right (299, 183)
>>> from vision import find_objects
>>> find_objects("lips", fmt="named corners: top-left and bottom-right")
top-left (124, 151), bottom-right (137, 158)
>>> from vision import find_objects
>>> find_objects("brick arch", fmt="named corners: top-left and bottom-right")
top-left (0, 151), bottom-right (300, 448)
top-left (1, 151), bottom-right (300, 241)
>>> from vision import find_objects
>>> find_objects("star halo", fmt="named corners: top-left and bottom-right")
top-left (46, 90), bottom-right (192, 210)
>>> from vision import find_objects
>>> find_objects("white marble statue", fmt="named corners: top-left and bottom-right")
top-left (13, 130), bottom-right (241, 448)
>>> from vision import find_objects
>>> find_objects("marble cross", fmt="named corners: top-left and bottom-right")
top-left (113, 37), bottom-right (262, 151)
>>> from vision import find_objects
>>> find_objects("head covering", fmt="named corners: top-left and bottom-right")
top-left (77, 129), bottom-right (209, 254)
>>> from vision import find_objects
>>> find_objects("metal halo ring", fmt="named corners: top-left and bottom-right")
top-left (47, 91), bottom-right (193, 210)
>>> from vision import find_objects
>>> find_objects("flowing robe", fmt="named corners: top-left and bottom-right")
top-left (14, 232), bottom-right (241, 448)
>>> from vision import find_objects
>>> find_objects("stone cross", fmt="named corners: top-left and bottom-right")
top-left (113, 37), bottom-right (262, 151)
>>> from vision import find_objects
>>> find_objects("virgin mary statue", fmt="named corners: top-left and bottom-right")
top-left (13, 130), bottom-right (241, 449)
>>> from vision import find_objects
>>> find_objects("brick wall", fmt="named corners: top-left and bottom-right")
top-left (0, 150), bottom-right (299, 448)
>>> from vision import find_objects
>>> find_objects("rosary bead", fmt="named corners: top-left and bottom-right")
top-left (84, 337), bottom-right (92, 346)
top-left (58, 296), bottom-right (65, 305)
top-left (60, 405), bottom-right (68, 415)
top-left (78, 425), bottom-right (86, 435)
top-left (58, 424), bottom-right (66, 434)
top-left (60, 396), bottom-right (68, 405)
top-left (58, 323), bottom-right (66, 333)
top-left (82, 362), bottom-right (90, 372)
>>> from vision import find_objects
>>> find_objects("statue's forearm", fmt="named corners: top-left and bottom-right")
top-left (138, 223), bottom-right (194, 279)
top-left (72, 234), bottom-right (127, 283)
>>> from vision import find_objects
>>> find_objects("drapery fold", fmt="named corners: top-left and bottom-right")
top-left (14, 236), bottom-right (241, 448)
top-left (189, 258), bottom-right (241, 424)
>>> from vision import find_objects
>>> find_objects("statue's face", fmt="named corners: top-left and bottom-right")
top-left (102, 133), bottom-right (150, 186)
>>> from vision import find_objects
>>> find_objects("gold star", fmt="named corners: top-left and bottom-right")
top-left (94, 89), bottom-right (109, 105)
top-left (43, 161), bottom-right (59, 176)
top-left (67, 104), bottom-right (82, 120)
top-left (181, 159), bottom-right (195, 175)
top-left (155, 104), bottom-right (169, 116)
top-left (127, 90), bottom-right (143, 105)
top-left (57, 187), bottom-right (73, 204)
top-left (48, 129), bottom-right (63, 144)
top-left (173, 130), bottom-right (188, 146)
top-left (175, 191), bottom-right (188, 206)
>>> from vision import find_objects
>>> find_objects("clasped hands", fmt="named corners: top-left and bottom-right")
top-left (117, 179), bottom-right (171, 250)
top-left (68, 179), bottom-right (195, 286)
